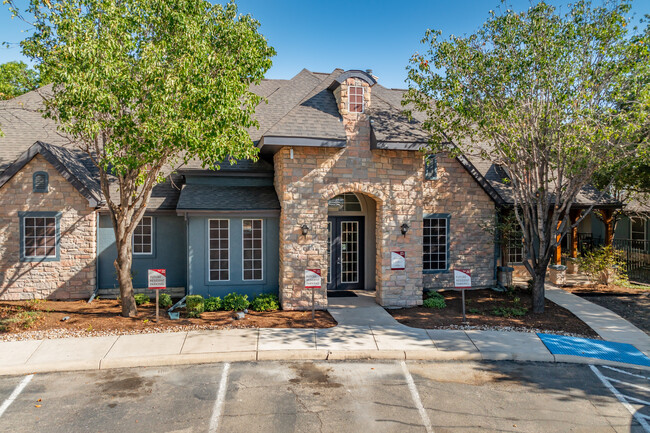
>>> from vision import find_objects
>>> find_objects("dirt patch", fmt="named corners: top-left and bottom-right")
top-left (0, 299), bottom-right (337, 341)
top-left (563, 283), bottom-right (650, 335)
top-left (387, 288), bottom-right (598, 338)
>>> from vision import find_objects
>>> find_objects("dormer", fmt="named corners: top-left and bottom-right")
top-left (328, 70), bottom-right (376, 117)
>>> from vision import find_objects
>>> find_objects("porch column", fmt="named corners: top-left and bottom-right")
top-left (567, 209), bottom-right (582, 274)
top-left (555, 219), bottom-right (562, 265)
top-left (602, 209), bottom-right (614, 246)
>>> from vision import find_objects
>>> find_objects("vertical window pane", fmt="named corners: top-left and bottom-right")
top-left (23, 216), bottom-right (57, 258)
top-left (423, 217), bottom-right (448, 271)
top-left (133, 217), bottom-right (153, 254)
top-left (242, 219), bottom-right (263, 280)
top-left (209, 219), bottom-right (229, 281)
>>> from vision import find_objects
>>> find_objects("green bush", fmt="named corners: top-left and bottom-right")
top-left (186, 295), bottom-right (204, 318)
top-left (204, 296), bottom-right (222, 312)
top-left (423, 292), bottom-right (446, 309)
top-left (491, 306), bottom-right (527, 317)
top-left (250, 294), bottom-right (279, 312)
top-left (134, 293), bottom-right (150, 306)
top-left (577, 246), bottom-right (628, 285)
top-left (222, 293), bottom-right (250, 311)
top-left (158, 293), bottom-right (173, 308)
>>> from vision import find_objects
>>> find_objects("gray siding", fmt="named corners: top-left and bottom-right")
top-left (187, 216), bottom-right (279, 298)
top-left (98, 214), bottom-right (187, 290)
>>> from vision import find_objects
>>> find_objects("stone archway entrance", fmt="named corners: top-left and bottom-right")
top-left (326, 192), bottom-right (376, 292)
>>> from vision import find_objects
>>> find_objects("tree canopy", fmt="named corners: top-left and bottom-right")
top-left (0, 61), bottom-right (40, 99)
top-left (11, 0), bottom-right (275, 316)
top-left (404, 0), bottom-right (650, 312)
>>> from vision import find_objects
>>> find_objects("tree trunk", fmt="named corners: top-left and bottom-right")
top-left (531, 268), bottom-right (546, 314)
top-left (603, 209), bottom-right (614, 247)
top-left (114, 233), bottom-right (137, 318)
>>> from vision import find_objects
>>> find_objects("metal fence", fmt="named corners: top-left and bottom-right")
top-left (612, 238), bottom-right (650, 284)
top-left (577, 233), bottom-right (650, 284)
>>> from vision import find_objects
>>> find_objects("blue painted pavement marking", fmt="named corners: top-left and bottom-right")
top-left (538, 333), bottom-right (650, 367)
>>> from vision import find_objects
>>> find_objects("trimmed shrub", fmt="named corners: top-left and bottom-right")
top-left (204, 296), bottom-right (222, 312)
top-left (158, 293), bottom-right (173, 309)
top-left (423, 292), bottom-right (446, 309)
top-left (222, 293), bottom-right (249, 311)
top-left (186, 295), bottom-right (204, 318)
top-left (491, 306), bottom-right (527, 317)
top-left (577, 246), bottom-right (628, 285)
top-left (250, 294), bottom-right (279, 312)
top-left (134, 294), bottom-right (150, 306)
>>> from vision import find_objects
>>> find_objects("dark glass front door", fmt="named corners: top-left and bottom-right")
top-left (327, 216), bottom-right (364, 290)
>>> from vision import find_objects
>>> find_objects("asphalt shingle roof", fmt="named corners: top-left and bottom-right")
top-left (176, 184), bottom-right (280, 211)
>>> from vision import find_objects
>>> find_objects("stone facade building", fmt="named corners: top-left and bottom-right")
top-left (0, 68), bottom-right (617, 307)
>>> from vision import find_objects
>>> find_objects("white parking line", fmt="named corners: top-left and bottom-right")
top-left (400, 361), bottom-right (434, 433)
top-left (208, 363), bottom-right (230, 433)
top-left (602, 365), bottom-right (650, 381)
top-left (604, 377), bottom-right (650, 393)
top-left (0, 374), bottom-right (34, 419)
top-left (590, 365), bottom-right (650, 433)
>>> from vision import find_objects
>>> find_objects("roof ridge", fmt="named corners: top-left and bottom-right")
top-left (256, 69), bottom-right (326, 138)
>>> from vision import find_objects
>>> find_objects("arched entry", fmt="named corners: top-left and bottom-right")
top-left (327, 192), bottom-right (376, 291)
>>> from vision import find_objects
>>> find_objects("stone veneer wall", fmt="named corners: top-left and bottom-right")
top-left (0, 155), bottom-right (96, 300)
top-left (422, 155), bottom-right (497, 289)
top-left (274, 76), bottom-right (497, 310)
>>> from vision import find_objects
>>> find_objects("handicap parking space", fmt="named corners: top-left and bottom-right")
top-left (591, 365), bottom-right (650, 433)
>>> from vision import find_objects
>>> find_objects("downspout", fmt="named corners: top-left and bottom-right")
top-left (493, 208), bottom-right (501, 289)
top-left (185, 213), bottom-right (190, 297)
top-left (88, 210), bottom-right (101, 303)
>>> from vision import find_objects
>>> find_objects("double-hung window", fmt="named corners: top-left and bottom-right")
top-left (20, 212), bottom-right (60, 261)
top-left (423, 214), bottom-right (450, 272)
top-left (242, 219), bottom-right (263, 281)
top-left (133, 216), bottom-right (153, 255)
top-left (209, 219), bottom-right (230, 281)
top-left (348, 86), bottom-right (364, 113)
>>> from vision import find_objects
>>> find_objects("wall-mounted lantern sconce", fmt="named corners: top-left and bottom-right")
top-left (300, 224), bottom-right (310, 236)
top-left (400, 223), bottom-right (410, 237)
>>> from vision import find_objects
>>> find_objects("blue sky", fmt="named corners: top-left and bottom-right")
top-left (0, 0), bottom-right (648, 89)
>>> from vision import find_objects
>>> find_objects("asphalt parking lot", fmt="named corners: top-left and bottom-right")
top-left (0, 360), bottom-right (647, 432)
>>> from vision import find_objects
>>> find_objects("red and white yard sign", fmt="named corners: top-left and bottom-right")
top-left (305, 269), bottom-right (321, 289)
top-left (454, 269), bottom-right (471, 289)
top-left (391, 251), bottom-right (406, 270)
top-left (148, 269), bottom-right (166, 289)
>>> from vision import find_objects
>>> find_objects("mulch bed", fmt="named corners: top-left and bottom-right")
top-left (0, 299), bottom-right (337, 341)
top-left (387, 288), bottom-right (598, 338)
top-left (563, 283), bottom-right (650, 336)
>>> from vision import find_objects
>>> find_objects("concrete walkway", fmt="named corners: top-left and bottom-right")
top-left (0, 285), bottom-right (649, 376)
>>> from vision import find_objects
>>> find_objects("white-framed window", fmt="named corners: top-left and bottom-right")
top-left (507, 235), bottom-right (524, 264)
top-left (348, 86), bottom-right (364, 113)
top-left (209, 219), bottom-right (230, 281)
top-left (631, 217), bottom-right (647, 241)
top-left (23, 216), bottom-right (57, 258)
top-left (328, 193), bottom-right (362, 212)
top-left (133, 216), bottom-right (153, 255)
top-left (242, 219), bottom-right (263, 281)
top-left (423, 215), bottom-right (449, 272)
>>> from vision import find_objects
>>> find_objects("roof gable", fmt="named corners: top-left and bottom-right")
top-left (0, 141), bottom-right (101, 206)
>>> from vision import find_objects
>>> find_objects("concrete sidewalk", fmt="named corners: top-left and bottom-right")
top-left (0, 284), bottom-right (649, 375)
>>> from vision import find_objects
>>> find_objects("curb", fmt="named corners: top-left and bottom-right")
top-left (2, 350), bottom-right (649, 376)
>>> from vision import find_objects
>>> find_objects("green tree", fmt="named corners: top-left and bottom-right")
top-left (404, 1), bottom-right (649, 313)
top-left (0, 61), bottom-right (40, 99)
top-left (11, 0), bottom-right (274, 317)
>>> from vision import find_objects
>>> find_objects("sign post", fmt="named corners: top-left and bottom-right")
top-left (454, 269), bottom-right (471, 324)
top-left (305, 269), bottom-right (321, 320)
top-left (148, 269), bottom-right (166, 322)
